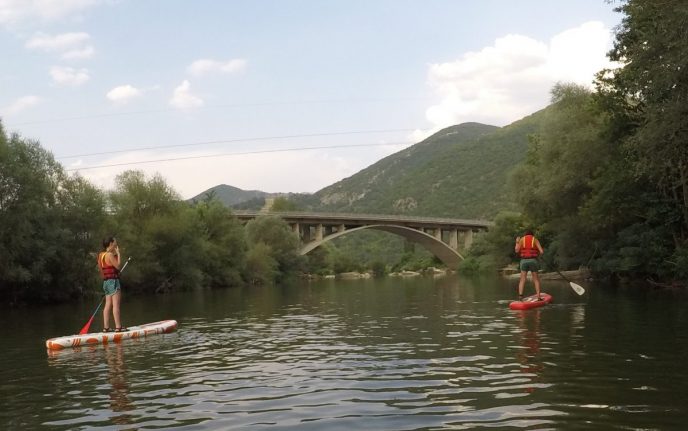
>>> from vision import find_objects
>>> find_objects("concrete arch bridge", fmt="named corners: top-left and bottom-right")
top-left (234, 211), bottom-right (491, 270)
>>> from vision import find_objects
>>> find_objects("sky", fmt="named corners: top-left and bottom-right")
top-left (0, 0), bottom-right (622, 199)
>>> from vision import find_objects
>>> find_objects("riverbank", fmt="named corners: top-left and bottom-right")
top-left (504, 267), bottom-right (592, 281)
top-left (302, 266), bottom-right (452, 281)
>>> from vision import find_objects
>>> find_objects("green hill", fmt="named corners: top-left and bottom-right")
top-left (189, 184), bottom-right (268, 206)
top-left (310, 113), bottom-right (545, 219)
top-left (192, 110), bottom-right (546, 219)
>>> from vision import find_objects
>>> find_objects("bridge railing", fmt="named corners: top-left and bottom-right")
top-left (232, 210), bottom-right (492, 229)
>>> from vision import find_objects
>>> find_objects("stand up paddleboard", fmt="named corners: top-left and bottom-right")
top-left (46, 320), bottom-right (177, 350)
top-left (509, 293), bottom-right (552, 310)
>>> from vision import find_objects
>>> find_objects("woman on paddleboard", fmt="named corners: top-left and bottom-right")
top-left (515, 230), bottom-right (544, 301)
top-left (99, 237), bottom-right (127, 332)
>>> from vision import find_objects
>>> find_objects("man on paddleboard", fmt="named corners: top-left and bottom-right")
top-left (515, 230), bottom-right (544, 301)
top-left (98, 237), bottom-right (128, 332)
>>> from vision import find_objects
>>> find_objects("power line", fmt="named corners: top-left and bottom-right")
top-left (65, 142), bottom-right (410, 172)
top-left (12, 96), bottom-right (431, 127)
top-left (57, 128), bottom-right (415, 159)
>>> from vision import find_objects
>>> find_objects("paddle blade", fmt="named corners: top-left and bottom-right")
top-left (79, 315), bottom-right (96, 335)
top-left (570, 282), bottom-right (585, 296)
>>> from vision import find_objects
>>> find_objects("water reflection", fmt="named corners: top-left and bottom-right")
top-left (104, 343), bottom-right (134, 424)
top-left (514, 309), bottom-right (544, 394)
top-left (46, 342), bottom-right (136, 428)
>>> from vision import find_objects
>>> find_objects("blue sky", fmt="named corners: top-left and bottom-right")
top-left (1, 0), bottom-right (621, 198)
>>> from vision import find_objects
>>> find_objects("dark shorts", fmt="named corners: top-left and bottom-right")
top-left (519, 259), bottom-right (540, 273)
top-left (102, 279), bottom-right (121, 296)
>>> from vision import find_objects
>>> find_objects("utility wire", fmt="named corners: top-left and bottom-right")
top-left (13, 96), bottom-right (431, 127)
top-left (66, 142), bottom-right (409, 172)
top-left (57, 128), bottom-right (415, 159)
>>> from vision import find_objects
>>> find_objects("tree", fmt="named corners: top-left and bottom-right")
top-left (597, 0), bottom-right (688, 242)
top-left (510, 84), bottom-right (612, 268)
top-left (0, 124), bottom-right (107, 302)
top-left (245, 216), bottom-right (303, 281)
top-left (270, 197), bottom-right (301, 212)
top-left (194, 198), bottom-right (246, 287)
top-left (108, 170), bottom-right (205, 293)
top-left (244, 242), bottom-right (278, 284)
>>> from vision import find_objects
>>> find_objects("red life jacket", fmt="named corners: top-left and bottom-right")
top-left (98, 252), bottom-right (119, 280)
top-left (519, 235), bottom-right (540, 258)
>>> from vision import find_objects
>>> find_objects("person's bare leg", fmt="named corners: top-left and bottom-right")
top-left (533, 272), bottom-right (541, 299)
top-left (112, 290), bottom-right (122, 329)
top-left (518, 272), bottom-right (527, 299)
top-left (103, 295), bottom-right (113, 329)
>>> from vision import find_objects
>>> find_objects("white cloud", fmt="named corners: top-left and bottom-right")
top-left (2, 95), bottom-right (42, 115)
top-left (106, 84), bottom-right (142, 104)
top-left (50, 65), bottom-right (90, 86)
top-left (0, 0), bottom-right (100, 26)
top-left (61, 45), bottom-right (95, 59)
top-left (25, 32), bottom-right (94, 59)
top-left (169, 80), bottom-right (203, 110)
top-left (187, 58), bottom-right (247, 77)
top-left (416, 21), bottom-right (614, 139)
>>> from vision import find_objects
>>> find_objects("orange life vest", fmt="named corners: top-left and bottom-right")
top-left (519, 235), bottom-right (540, 259)
top-left (98, 252), bottom-right (119, 280)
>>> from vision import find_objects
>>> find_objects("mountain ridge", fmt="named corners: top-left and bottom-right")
top-left (191, 111), bottom-right (548, 219)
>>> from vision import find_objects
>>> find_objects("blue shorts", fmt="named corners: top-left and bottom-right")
top-left (102, 279), bottom-right (121, 296)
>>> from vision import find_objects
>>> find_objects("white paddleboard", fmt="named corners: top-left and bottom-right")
top-left (46, 320), bottom-right (177, 350)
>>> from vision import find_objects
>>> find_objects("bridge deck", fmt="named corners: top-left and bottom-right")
top-left (233, 210), bottom-right (491, 229)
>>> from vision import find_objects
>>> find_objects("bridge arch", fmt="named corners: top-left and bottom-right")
top-left (300, 224), bottom-right (464, 270)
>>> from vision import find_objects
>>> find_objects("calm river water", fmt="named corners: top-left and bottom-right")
top-left (2, 275), bottom-right (688, 430)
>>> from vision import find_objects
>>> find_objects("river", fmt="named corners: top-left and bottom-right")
top-left (2, 275), bottom-right (687, 430)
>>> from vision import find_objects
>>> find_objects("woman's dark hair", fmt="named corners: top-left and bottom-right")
top-left (102, 236), bottom-right (115, 250)
top-left (524, 229), bottom-right (534, 236)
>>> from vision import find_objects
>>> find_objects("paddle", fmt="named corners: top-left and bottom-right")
top-left (78, 257), bottom-right (131, 335)
top-left (553, 268), bottom-right (586, 296)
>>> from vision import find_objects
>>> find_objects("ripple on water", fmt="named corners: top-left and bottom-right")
top-left (12, 280), bottom-right (685, 430)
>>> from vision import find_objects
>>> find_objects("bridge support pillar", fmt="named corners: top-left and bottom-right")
top-left (302, 225), bottom-right (311, 242)
top-left (463, 230), bottom-right (474, 250)
top-left (338, 224), bottom-right (346, 233)
top-left (449, 229), bottom-right (459, 250)
top-left (315, 224), bottom-right (324, 241)
top-left (434, 228), bottom-right (442, 241)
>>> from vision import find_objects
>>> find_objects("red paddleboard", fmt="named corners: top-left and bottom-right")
top-left (509, 293), bottom-right (552, 310)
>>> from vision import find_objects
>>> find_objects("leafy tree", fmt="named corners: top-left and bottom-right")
top-left (245, 216), bottom-right (303, 281)
top-left (270, 197), bottom-right (301, 211)
top-left (0, 125), bottom-right (107, 303)
top-left (244, 242), bottom-right (278, 284)
top-left (597, 0), bottom-right (688, 237)
top-left (303, 242), bottom-right (334, 275)
top-left (194, 198), bottom-right (246, 287)
top-left (108, 170), bottom-right (205, 293)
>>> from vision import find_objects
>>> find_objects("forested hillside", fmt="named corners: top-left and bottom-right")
top-left (311, 116), bottom-right (543, 219)
top-left (194, 116), bottom-right (547, 219)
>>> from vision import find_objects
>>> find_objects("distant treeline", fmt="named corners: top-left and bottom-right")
top-left (461, 0), bottom-right (688, 285)
top-left (0, 122), bottom-right (314, 304)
